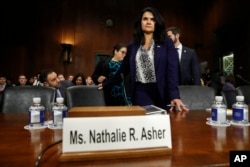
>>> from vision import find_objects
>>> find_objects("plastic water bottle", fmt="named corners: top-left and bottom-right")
top-left (29, 97), bottom-right (45, 127)
top-left (232, 96), bottom-right (249, 123)
top-left (211, 96), bottom-right (227, 124)
top-left (52, 97), bottom-right (68, 128)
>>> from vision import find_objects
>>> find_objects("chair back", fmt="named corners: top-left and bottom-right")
top-left (66, 85), bottom-right (106, 109)
top-left (178, 85), bottom-right (216, 110)
top-left (236, 85), bottom-right (250, 104)
top-left (0, 91), bottom-right (3, 111)
top-left (1, 86), bottom-right (56, 113)
top-left (221, 90), bottom-right (236, 109)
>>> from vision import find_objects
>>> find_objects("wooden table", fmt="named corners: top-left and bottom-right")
top-left (0, 110), bottom-right (249, 167)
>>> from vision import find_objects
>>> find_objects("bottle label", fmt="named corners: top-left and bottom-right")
top-left (211, 108), bottom-right (226, 123)
top-left (211, 108), bottom-right (218, 121)
top-left (53, 109), bottom-right (68, 126)
top-left (29, 110), bottom-right (45, 126)
top-left (40, 110), bottom-right (45, 124)
top-left (53, 110), bottom-right (63, 125)
top-left (30, 111), bottom-right (40, 123)
top-left (62, 110), bottom-right (68, 118)
top-left (232, 108), bottom-right (246, 121)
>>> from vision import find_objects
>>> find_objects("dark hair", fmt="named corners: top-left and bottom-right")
top-left (72, 73), bottom-right (86, 85)
top-left (166, 26), bottom-right (181, 36)
top-left (39, 69), bottom-right (54, 83)
top-left (112, 43), bottom-right (126, 55)
top-left (133, 7), bottom-right (166, 44)
top-left (0, 74), bottom-right (6, 78)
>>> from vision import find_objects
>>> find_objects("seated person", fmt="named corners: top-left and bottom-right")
top-left (222, 74), bottom-right (235, 91)
top-left (72, 73), bottom-right (86, 86)
top-left (39, 69), bottom-right (66, 99)
top-left (85, 76), bottom-right (95, 86)
top-left (0, 74), bottom-right (13, 92)
top-left (16, 74), bottom-right (28, 86)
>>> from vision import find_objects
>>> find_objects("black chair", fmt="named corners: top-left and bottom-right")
top-left (178, 85), bottom-right (216, 110)
top-left (221, 90), bottom-right (236, 109)
top-left (60, 80), bottom-right (73, 88)
top-left (0, 91), bottom-right (3, 112)
top-left (1, 86), bottom-right (56, 113)
top-left (66, 85), bottom-right (106, 109)
top-left (236, 85), bottom-right (250, 104)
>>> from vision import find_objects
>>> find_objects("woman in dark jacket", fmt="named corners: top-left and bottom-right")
top-left (99, 7), bottom-right (188, 112)
top-left (92, 43), bottom-right (131, 106)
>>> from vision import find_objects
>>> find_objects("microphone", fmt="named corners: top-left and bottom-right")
top-left (236, 74), bottom-right (250, 84)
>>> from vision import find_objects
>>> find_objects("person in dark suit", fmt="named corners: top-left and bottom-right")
top-left (0, 74), bottom-right (13, 92)
top-left (166, 27), bottom-right (201, 86)
top-left (39, 69), bottom-right (66, 100)
top-left (0, 74), bottom-right (13, 111)
top-left (99, 7), bottom-right (188, 112)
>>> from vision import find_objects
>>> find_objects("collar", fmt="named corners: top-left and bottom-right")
top-left (176, 43), bottom-right (183, 51)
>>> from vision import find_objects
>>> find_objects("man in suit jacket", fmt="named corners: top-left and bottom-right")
top-left (39, 69), bottom-right (66, 101)
top-left (166, 27), bottom-right (201, 85)
top-left (0, 74), bottom-right (13, 92)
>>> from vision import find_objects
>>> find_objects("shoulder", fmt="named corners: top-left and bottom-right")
top-left (182, 46), bottom-right (196, 53)
top-left (182, 46), bottom-right (198, 57)
top-left (163, 38), bottom-right (175, 46)
top-left (97, 58), bottom-right (111, 66)
top-left (5, 84), bottom-right (13, 88)
top-left (183, 46), bottom-right (194, 51)
top-left (127, 41), bottom-right (138, 49)
top-left (127, 42), bottom-right (140, 54)
top-left (159, 38), bottom-right (175, 49)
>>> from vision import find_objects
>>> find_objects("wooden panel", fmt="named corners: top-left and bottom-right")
top-left (1, 0), bottom-right (249, 86)
top-left (1, 110), bottom-right (250, 166)
top-left (59, 147), bottom-right (171, 162)
top-left (68, 106), bottom-right (146, 117)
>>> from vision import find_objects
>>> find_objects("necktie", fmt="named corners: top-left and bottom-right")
top-left (176, 48), bottom-right (181, 62)
top-left (56, 89), bottom-right (62, 97)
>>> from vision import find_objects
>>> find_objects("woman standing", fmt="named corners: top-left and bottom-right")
top-left (100, 7), bottom-right (188, 112)
top-left (92, 43), bottom-right (132, 106)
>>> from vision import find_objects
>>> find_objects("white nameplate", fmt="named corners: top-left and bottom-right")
top-left (62, 115), bottom-right (172, 153)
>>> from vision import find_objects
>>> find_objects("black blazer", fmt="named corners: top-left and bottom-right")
top-left (91, 58), bottom-right (111, 85)
top-left (179, 46), bottom-right (201, 85)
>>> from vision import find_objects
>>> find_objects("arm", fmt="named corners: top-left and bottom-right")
top-left (101, 44), bottom-right (132, 89)
top-left (91, 59), bottom-right (109, 84)
top-left (166, 39), bottom-right (189, 112)
top-left (166, 39), bottom-right (180, 101)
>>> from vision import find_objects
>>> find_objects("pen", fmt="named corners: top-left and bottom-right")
top-left (167, 104), bottom-right (186, 107)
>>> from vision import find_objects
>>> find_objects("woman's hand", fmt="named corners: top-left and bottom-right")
top-left (98, 76), bottom-right (106, 83)
top-left (97, 83), bottom-right (103, 90)
top-left (169, 99), bottom-right (189, 112)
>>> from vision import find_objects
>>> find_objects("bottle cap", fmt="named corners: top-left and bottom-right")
top-left (215, 96), bottom-right (223, 102)
top-left (236, 96), bottom-right (244, 102)
top-left (56, 97), bottom-right (64, 104)
top-left (33, 97), bottom-right (41, 104)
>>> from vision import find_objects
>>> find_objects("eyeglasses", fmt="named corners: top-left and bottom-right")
top-left (119, 50), bottom-right (126, 54)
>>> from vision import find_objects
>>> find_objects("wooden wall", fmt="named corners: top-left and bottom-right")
top-left (0, 0), bottom-right (249, 85)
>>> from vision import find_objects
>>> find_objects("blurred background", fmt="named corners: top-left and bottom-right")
top-left (0, 0), bottom-right (249, 86)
